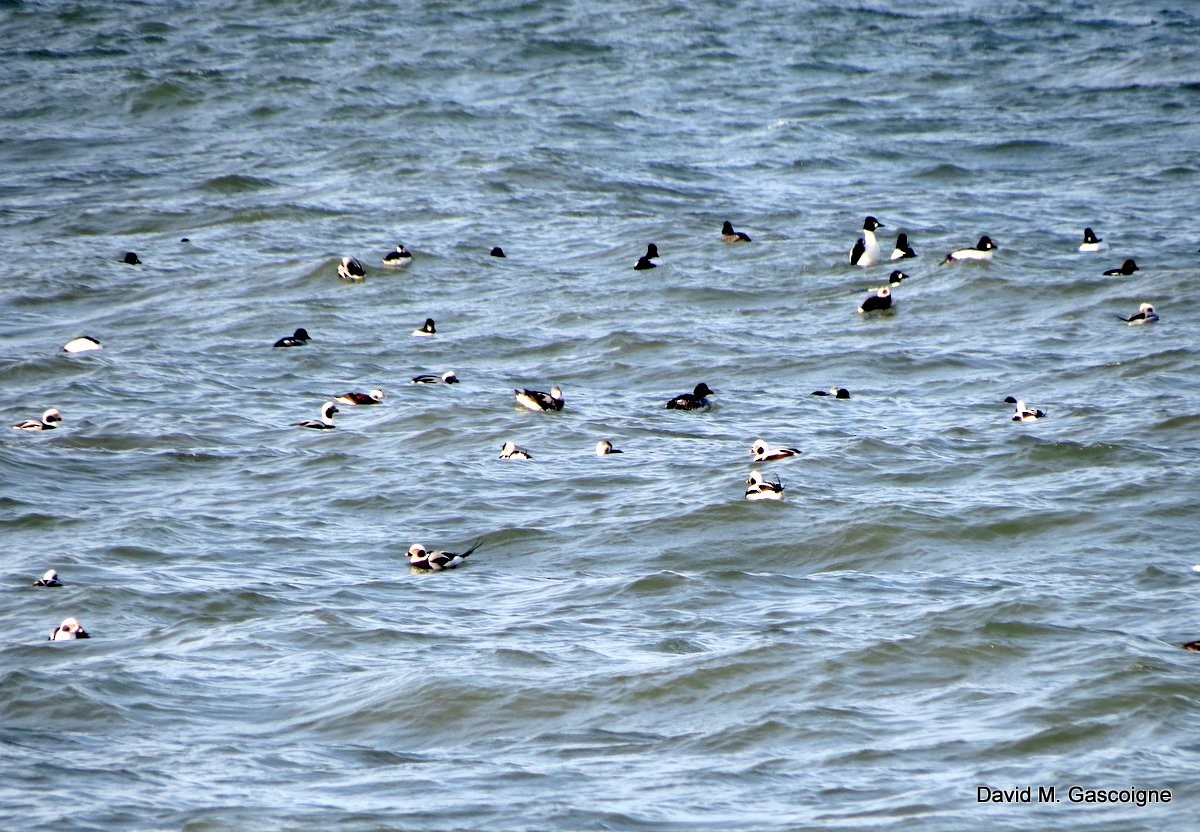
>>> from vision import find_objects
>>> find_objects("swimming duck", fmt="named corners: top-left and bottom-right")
top-left (1103, 258), bottom-right (1139, 277)
top-left (382, 244), bottom-right (413, 268)
top-left (750, 440), bottom-right (801, 462)
top-left (849, 216), bottom-right (884, 267)
top-left (1078, 227), bottom-right (1108, 252)
top-left (292, 401), bottom-right (338, 429)
top-left (499, 441), bottom-right (532, 460)
top-left (33, 569), bottom-right (63, 587)
top-left (273, 327), bottom-right (311, 348)
top-left (665, 382), bottom-right (714, 410)
top-left (122, 251), bottom-right (141, 265)
top-left (1005, 397), bottom-right (1046, 422)
top-left (412, 370), bottom-right (459, 384)
top-left (333, 389), bottom-right (385, 405)
top-left (811, 387), bottom-right (851, 399)
top-left (515, 385), bottom-right (564, 412)
top-left (634, 243), bottom-right (660, 270)
top-left (941, 235), bottom-right (997, 264)
top-left (49, 617), bottom-right (89, 641)
top-left (490, 246), bottom-right (506, 258)
top-left (13, 408), bottom-right (63, 431)
top-left (857, 286), bottom-right (892, 313)
top-left (1119, 302), bottom-right (1158, 325)
top-left (721, 221), bottom-right (752, 243)
top-left (62, 336), bottom-right (102, 353)
top-left (890, 232), bottom-right (917, 260)
top-left (413, 318), bottom-right (436, 336)
top-left (596, 440), bottom-right (623, 456)
top-left (406, 540), bottom-right (482, 571)
top-left (745, 470), bottom-right (785, 501)
top-left (337, 257), bottom-right (366, 281)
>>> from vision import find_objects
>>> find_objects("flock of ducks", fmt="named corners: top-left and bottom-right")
top-left (18, 218), bottom-right (1167, 642)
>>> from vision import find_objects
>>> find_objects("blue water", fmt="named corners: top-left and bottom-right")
top-left (3, 1), bottom-right (1200, 829)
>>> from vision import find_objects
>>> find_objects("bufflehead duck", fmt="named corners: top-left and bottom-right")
top-left (857, 286), bottom-right (892, 313)
top-left (750, 439), bottom-right (801, 462)
top-left (490, 246), bottom-right (506, 258)
top-left (407, 540), bottom-right (482, 571)
top-left (273, 327), bottom-right (311, 348)
top-left (1119, 302), bottom-right (1158, 325)
top-left (890, 232), bottom-right (917, 260)
top-left (412, 370), bottom-right (459, 384)
top-left (13, 408), bottom-right (63, 431)
top-left (849, 216), bottom-right (884, 267)
top-left (515, 385), bottom-right (564, 412)
top-left (122, 251), bottom-right (141, 265)
top-left (337, 257), bottom-right (366, 281)
top-left (1004, 397), bottom-right (1045, 422)
top-left (941, 236), bottom-right (997, 264)
top-left (499, 440), bottom-right (532, 460)
top-left (811, 387), bottom-right (851, 399)
top-left (1078, 227), bottom-right (1108, 252)
top-left (1103, 258), bottom-right (1139, 277)
top-left (888, 270), bottom-right (909, 285)
top-left (721, 221), bottom-right (752, 243)
top-left (596, 439), bottom-right (623, 456)
top-left (665, 382), bottom-right (714, 410)
top-left (333, 388), bottom-right (385, 405)
top-left (49, 617), bottom-right (89, 641)
top-left (33, 569), bottom-right (63, 587)
top-left (413, 318), bottom-right (436, 336)
top-left (634, 243), bottom-right (660, 270)
top-left (745, 470), bottom-right (784, 501)
top-left (62, 336), bottom-right (102, 353)
top-left (293, 401), bottom-right (339, 429)
top-left (382, 244), bottom-right (413, 268)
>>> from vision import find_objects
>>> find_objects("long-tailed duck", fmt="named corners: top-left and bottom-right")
top-left (1005, 396), bottom-right (1045, 422)
top-left (596, 439), bottom-right (623, 456)
top-left (62, 336), bottom-right (102, 353)
top-left (941, 236), bottom-right (997, 264)
top-left (849, 216), bottom-right (884, 267)
top-left (515, 385), bottom-right (564, 412)
top-left (721, 221), bottom-right (752, 243)
top-left (273, 327), bottom-right (311, 348)
top-left (1119, 302), bottom-right (1158, 325)
top-left (750, 440), bottom-right (801, 462)
top-left (1103, 258), bottom-right (1139, 276)
top-left (337, 257), bottom-right (366, 281)
top-left (407, 540), bottom-right (482, 571)
top-left (13, 408), bottom-right (63, 431)
top-left (811, 387), bottom-right (851, 399)
top-left (49, 617), bottom-right (89, 641)
top-left (634, 243), bottom-right (660, 270)
top-left (857, 286), bottom-right (892, 313)
top-left (665, 382), bottom-right (714, 410)
top-left (890, 232), bottom-right (917, 260)
top-left (333, 389), bottom-right (385, 405)
top-left (382, 244), bottom-right (413, 268)
top-left (499, 441), bottom-right (532, 460)
top-left (413, 318), bottom-right (436, 336)
top-left (33, 569), bottom-right (63, 587)
top-left (412, 370), bottom-right (459, 384)
top-left (1078, 227), bottom-right (1108, 252)
top-left (293, 401), bottom-right (339, 429)
top-left (745, 470), bottom-right (785, 501)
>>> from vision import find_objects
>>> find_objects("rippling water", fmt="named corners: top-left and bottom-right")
top-left (3, 1), bottom-right (1200, 829)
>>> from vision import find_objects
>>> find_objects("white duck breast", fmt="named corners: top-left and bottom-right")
top-left (337, 257), bottom-right (365, 280)
top-left (942, 236), bottom-right (997, 263)
top-left (596, 440), bottom-right (623, 456)
top-left (413, 318), bottom-right (437, 336)
top-left (63, 336), bottom-right (102, 353)
top-left (745, 470), bottom-right (785, 501)
top-left (890, 232), bottom-right (917, 260)
top-left (49, 617), bottom-right (89, 640)
top-left (382, 245), bottom-right (413, 267)
top-left (849, 216), bottom-right (884, 267)
top-left (499, 441), bottom-right (532, 459)
top-left (515, 385), bottom-right (564, 412)
top-left (1078, 227), bottom-right (1108, 252)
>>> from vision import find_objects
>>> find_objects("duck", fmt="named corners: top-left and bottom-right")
top-left (62, 336), bottom-right (102, 353)
top-left (49, 617), bottom-right (89, 641)
top-left (1182, 641), bottom-right (1200, 652)
top-left (811, 387), bottom-right (851, 399)
top-left (849, 216), bottom-right (884, 267)
top-left (273, 327), bottom-right (311, 348)
top-left (1004, 396), bottom-right (1045, 422)
top-left (333, 388), bottom-right (385, 405)
top-left (33, 569), bottom-right (63, 587)
top-left (941, 235), bottom-right (997, 264)
top-left (122, 251), bottom-right (141, 265)
top-left (721, 221), bottom-right (752, 243)
top-left (745, 470), bottom-right (785, 501)
top-left (515, 385), bottom-right (564, 412)
top-left (1103, 258), bottom-right (1139, 277)
top-left (337, 256), bottom-right (366, 281)
top-left (412, 370), bottom-right (459, 384)
top-left (381, 244), bottom-right (413, 268)
top-left (1119, 302), bottom-right (1158, 325)
top-left (890, 232), bottom-right (917, 260)
top-left (887, 270), bottom-right (909, 286)
top-left (665, 382), bottom-right (714, 410)
top-left (13, 408), bottom-right (63, 431)
top-left (292, 401), bottom-right (338, 429)
top-left (413, 318), bottom-right (437, 336)
top-left (634, 243), bottom-right (660, 270)
top-left (750, 439), bottom-right (801, 462)
top-left (490, 246), bottom-right (506, 258)
top-left (1078, 227), bottom-right (1108, 252)
top-left (499, 440), bottom-right (532, 460)
top-left (596, 440), bottom-right (623, 456)
top-left (857, 286), bottom-right (892, 313)
top-left (406, 540), bottom-right (482, 571)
